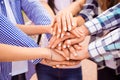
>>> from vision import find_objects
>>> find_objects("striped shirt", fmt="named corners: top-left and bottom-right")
top-left (0, 0), bottom-right (52, 80)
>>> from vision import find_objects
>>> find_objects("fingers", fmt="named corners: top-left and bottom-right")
top-left (55, 60), bottom-right (81, 68)
top-left (54, 49), bottom-right (67, 60)
top-left (51, 49), bottom-right (66, 61)
top-left (67, 12), bottom-right (73, 31)
top-left (55, 15), bottom-right (62, 38)
top-left (62, 48), bottom-right (70, 60)
top-left (48, 35), bottom-right (57, 48)
top-left (73, 44), bottom-right (82, 50)
top-left (72, 17), bottom-right (77, 29)
top-left (68, 46), bottom-right (77, 56)
top-left (63, 38), bottom-right (84, 48)
top-left (50, 34), bottom-right (74, 49)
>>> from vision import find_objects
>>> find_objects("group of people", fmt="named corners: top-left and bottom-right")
top-left (0, 0), bottom-right (120, 80)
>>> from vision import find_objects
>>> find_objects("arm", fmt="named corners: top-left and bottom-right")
top-left (52, 0), bottom-right (86, 38)
top-left (40, 0), bottom-right (55, 17)
top-left (79, 0), bottom-right (99, 21)
top-left (60, 0), bottom-right (86, 16)
top-left (104, 41), bottom-right (120, 51)
top-left (16, 24), bottom-right (51, 35)
top-left (22, 0), bottom-right (52, 25)
top-left (69, 28), bottom-right (119, 62)
top-left (84, 3), bottom-right (120, 35)
top-left (71, 3), bottom-right (120, 39)
top-left (0, 43), bottom-right (65, 62)
top-left (88, 28), bottom-right (120, 61)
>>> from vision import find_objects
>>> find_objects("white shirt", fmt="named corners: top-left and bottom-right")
top-left (4, 0), bottom-right (28, 76)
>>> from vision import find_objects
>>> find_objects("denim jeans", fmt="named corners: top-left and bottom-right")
top-left (36, 63), bottom-right (82, 80)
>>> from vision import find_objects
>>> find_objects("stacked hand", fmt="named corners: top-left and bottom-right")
top-left (42, 10), bottom-right (90, 68)
top-left (45, 19), bottom-right (90, 68)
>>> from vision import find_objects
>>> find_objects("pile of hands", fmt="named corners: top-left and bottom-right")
top-left (42, 11), bottom-right (91, 68)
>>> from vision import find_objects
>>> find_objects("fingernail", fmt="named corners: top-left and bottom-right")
top-left (63, 45), bottom-right (66, 48)
top-left (66, 57), bottom-right (69, 60)
top-left (58, 29), bottom-right (61, 33)
top-left (68, 25), bottom-right (72, 31)
top-left (52, 66), bottom-right (56, 68)
top-left (64, 27), bottom-right (67, 31)
top-left (51, 46), bottom-right (54, 49)
top-left (57, 34), bottom-right (60, 38)
top-left (73, 52), bottom-right (78, 56)
top-left (67, 45), bottom-right (70, 48)
top-left (56, 65), bottom-right (60, 67)
top-left (61, 33), bottom-right (64, 38)
top-left (72, 22), bottom-right (76, 27)
top-left (58, 43), bottom-right (62, 47)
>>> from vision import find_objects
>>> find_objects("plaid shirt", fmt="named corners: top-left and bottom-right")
top-left (104, 41), bottom-right (120, 51)
top-left (84, 3), bottom-right (120, 62)
top-left (79, 0), bottom-right (98, 21)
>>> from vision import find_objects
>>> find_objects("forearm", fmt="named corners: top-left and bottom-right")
top-left (22, 0), bottom-right (51, 25)
top-left (88, 28), bottom-right (120, 62)
top-left (16, 24), bottom-right (51, 35)
top-left (40, 0), bottom-right (55, 18)
top-left (79, 0), bottom-right (99, 21)
top-left (85, 3), bottom-right (120, 35)
top-left (67, 0), bottom-right (86, 15)
top-left (0, 44), bottom-right (50, 61)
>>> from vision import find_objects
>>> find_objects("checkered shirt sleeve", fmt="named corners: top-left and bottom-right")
top-left (88, 28), bottom-right (120, 62)
top-left (104, 41), bottom-right (120, 51)
top-left (84, 3), bottom-right (120, 35)
top-left (79, 0), bottom-right (98, 21)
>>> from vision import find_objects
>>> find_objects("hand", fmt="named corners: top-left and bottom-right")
top-left (51, 11), bottom-right (74, 38)
top-left (41, 59), bottom-right (80, 68)
top-left (71, 25), bottom-right (89, 38)
top-left (62, 37), bottom-right (84, 48)
top-left (48, 32), bottom-right (75, 49)
top-left (70, 36), bottom-right (91, 60)
top-left (50, 49), bottom-right (67, 61)
top-left (45, 48), bottom-right (66, 61)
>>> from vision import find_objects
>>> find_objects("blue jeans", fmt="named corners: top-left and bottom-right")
top-left (36, 63), bottom-right (82, 80)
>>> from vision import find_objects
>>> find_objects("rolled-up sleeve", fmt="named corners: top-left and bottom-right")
top-left (79, 0), bottom-right (98, 21)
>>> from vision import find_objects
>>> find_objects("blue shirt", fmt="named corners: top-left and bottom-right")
top-left (0, 0), bottom-right (52, 80)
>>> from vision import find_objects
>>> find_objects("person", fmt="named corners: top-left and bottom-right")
top-left (36, 0), bottom-right (99, 80)
top-left (0, 0), bottom-right (63, 80)
top-left (51, 3), bottom-right (120, 80)
top-left (0, 8), bottom-right (81, 80)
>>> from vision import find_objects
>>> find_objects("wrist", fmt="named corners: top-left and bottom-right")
top-left (81, 25), bottom-right (90, 36)
top-left (41, 48), bottom-right (51, 59)
top-left (76, 16), bottom-right (85, 26)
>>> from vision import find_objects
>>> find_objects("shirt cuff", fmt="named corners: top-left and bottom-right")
top-left (88, 39), bottom-right (106, 58)
top-left (84, 18), bottom-right (103, 35)
top-left (79, 13), bottom-right (90, 22)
